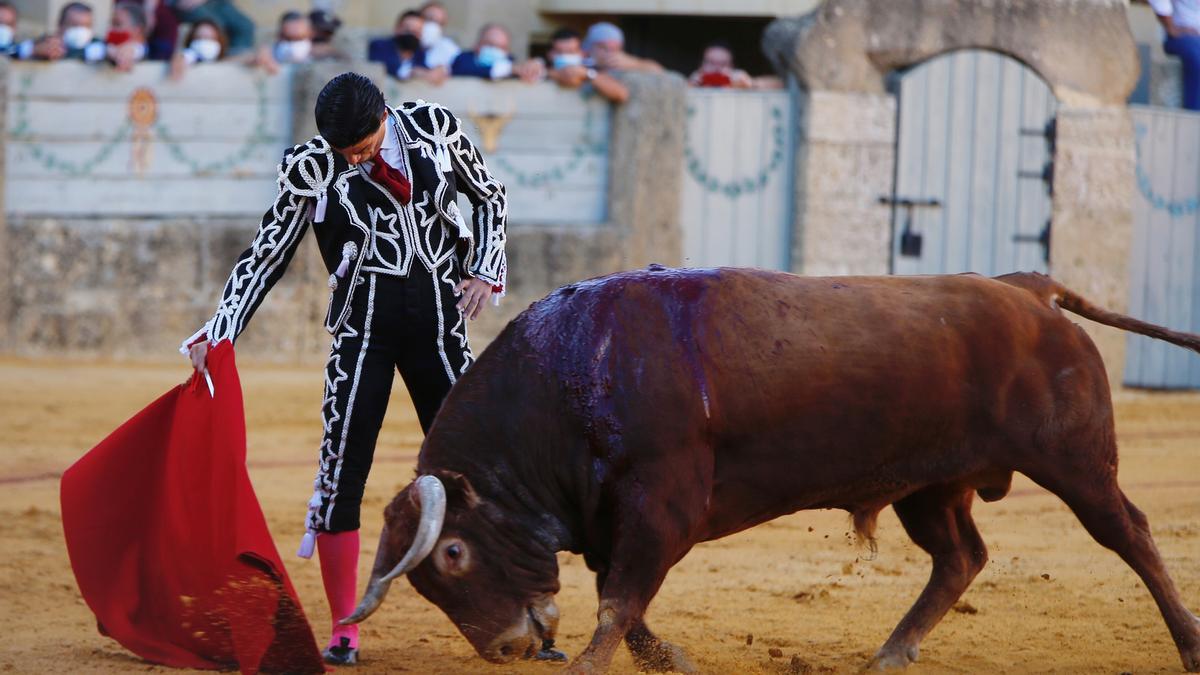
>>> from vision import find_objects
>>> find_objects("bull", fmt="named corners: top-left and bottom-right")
top-left (343, 267), bottom-right (1200, 673)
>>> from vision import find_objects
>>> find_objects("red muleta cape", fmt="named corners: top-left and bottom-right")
top-left (60, 341), bottom-right (325, 674)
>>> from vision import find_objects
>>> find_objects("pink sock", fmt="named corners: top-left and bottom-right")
top-left (317, 529), bottom-right (360, 649)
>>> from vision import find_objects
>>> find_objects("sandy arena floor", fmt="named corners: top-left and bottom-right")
top-left (1, 357), bottom-right (1198, 674)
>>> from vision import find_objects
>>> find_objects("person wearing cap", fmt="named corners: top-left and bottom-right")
top-left (544, 27), bottom-right (629, 103)
top-left (583, 21), bottom-right (662, 73)
top-left (310, 8), bottom-right (348, 60)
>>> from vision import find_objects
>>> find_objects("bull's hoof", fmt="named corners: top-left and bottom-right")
top-left (631, 641), bottom-right (697, 673)
top-left (1182, 616), bottom-right (1200, 673)
top-left (866, 644), bottom-right (918, 671)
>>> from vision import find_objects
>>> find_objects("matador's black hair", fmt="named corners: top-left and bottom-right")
top-left (314, 72), bottom-right (387, 150)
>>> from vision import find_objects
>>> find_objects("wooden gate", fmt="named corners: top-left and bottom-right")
top-left (888, 50), bottom-right (1056, 276)
top-left (1125, 106), bottom-right (1200, 389)
top-left (679, 88), bottom-right (794, 270)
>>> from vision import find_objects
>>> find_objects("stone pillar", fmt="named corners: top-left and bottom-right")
top-left (607, 71), bottom-right (687, 269)
top-left (0, 58), bottom-right (8, 351)
top-left (1050, 105), bottom-right (1137, 387)
top-left (791, 89), bottom-right (895, 276)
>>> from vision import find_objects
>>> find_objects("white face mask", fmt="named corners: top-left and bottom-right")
top-left (552, 53), bottom-right (583, 70)
top-left (190, 38), bottom-right (221, 62)
top-left (275, 39), bottom-right (312, 63)
top-left (420, 21), bottom-right (442, 48)
top-left (62, 26), bottom-right (94, 50)
top-left (0, 25), bottom-right (13, 47)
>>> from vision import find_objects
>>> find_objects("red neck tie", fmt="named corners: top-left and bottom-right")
top-left (368, 151), bottom-right (412, 205)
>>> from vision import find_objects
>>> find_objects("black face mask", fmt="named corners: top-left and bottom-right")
top-left (394, 33), bottom-right (420, 52)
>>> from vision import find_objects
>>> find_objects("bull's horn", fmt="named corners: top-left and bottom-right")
top-left (340, 475), bottom-right (446, 625)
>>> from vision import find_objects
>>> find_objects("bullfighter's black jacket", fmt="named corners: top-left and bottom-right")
top-left (181, 100), bottom-right (507, 349)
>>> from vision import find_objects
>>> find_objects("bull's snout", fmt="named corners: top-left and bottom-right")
top-left (479, 595), bottom-right (560, 664)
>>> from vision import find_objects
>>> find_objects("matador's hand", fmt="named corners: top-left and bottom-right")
top-left (455, 277), bottom-right (494, 321)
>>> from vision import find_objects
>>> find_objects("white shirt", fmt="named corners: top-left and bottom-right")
top-left (315, 114), bottom-right (406, 224)
top-left (1150, 0), bottom-right (1200, 33)
top-left (366, 113), bottom-right (405, 175)
top-left (423, 36), bottom-right (461, 70)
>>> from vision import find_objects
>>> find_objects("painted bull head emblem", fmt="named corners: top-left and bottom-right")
top-left (466, 106), bottom-right (515, 154)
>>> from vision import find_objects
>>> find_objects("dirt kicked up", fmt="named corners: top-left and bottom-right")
top-left (1, 357), bottom-right (1197, 674)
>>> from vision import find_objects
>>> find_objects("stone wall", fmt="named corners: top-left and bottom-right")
top-left (1049, 106), bottom-right (1137, 384)
top-left (790, 89), bottom-right (893, 276)
top-left (766, 0), bottom-right (1141, 386)
top-left (1, 61), bottom-right (686, 363)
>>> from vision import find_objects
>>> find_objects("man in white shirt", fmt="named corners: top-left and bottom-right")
top-left (1150, 0), bottom-right (1200, 109)
top-left (419, 1), bottom-right (461, 70)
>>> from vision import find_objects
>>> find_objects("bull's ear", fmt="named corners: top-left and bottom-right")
top-left (434, 470), bottom-right (482, 510)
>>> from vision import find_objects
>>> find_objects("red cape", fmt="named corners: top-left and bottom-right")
top-left (61, 342), bottom-right (325, 674)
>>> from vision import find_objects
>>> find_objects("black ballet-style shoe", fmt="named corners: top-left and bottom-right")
top-left (534, 638), bottom-right (568, 662)
top-left (323, 636), bottom-right (359, 666)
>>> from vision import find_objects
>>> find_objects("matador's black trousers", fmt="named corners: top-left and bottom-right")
top-left (305, 258), bottom-right (473, 533)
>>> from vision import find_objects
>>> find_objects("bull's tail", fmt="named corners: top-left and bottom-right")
top-left (994, 272), bottom-right (1200, 354)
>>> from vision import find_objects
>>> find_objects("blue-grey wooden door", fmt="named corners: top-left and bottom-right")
top-left (890, 50), bottom-right (1056, 276)
top-left (679, 88), bottom-right (794, 270)
top-left (1125, 106), bottom-right (1200, 389)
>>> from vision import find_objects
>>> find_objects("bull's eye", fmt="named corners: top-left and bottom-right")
top-left (434, 538), bottom-right (471, 576)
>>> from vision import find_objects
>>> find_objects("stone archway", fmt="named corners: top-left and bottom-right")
top-left (763, 0), bottom-right (1138, 107)
top-left (762, 0), bottom-right (1141, 386)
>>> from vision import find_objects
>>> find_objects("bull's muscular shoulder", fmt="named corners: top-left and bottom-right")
top-left (277, 136), bottom-right (336, 197)
top-left (396, 100), bottom-right (463, 139)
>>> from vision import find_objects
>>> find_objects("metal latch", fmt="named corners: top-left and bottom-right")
top-left (879, 196), bottom-right (942, 258)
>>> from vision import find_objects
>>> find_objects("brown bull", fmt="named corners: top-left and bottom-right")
top-left (344, 267), bottom-right (1200, 673)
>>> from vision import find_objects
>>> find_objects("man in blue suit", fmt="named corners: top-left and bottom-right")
top-left (368, 9), bottom-right (446, 83)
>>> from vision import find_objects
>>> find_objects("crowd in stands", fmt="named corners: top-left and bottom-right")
top-left (0, 0), bottom-right (778, 97)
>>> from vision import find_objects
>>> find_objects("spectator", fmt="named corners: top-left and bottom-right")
top-left (368, 10), bottom-right (445, 83)
top-left (0, 1), bottom-right (17, 55)
top-left (18, 2), bottom-right (106, 63)
top-left (145, 0), bottom-right (182, 60)
top-left (451, 23), bottom-right (543, 82)
top-left (689, 40), bottom-right (752, 89)
top-left (1150, 0), bottom-right (1200, 110)
top-left (272, 10), bottom-right (312, 64)
top-left (544, 27), bottom-right (628, 103)
top-left (107, 1), bottom-right (150, 71)
top-left (169, 18), bottom-right (225, 77)
top-left (169, 0), bottom-right (254, 55)
top-left (309, 8), bottom-right (347, 60)
top-left (418, 1), bottom-right (460, 70)
top-left (583, 21), bottom-right (662, 73)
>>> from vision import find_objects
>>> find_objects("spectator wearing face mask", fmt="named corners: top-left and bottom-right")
top-left (451, 23), bottom-right (543, 82)
top-left (107, 1), bottom-right (151, 72)
top-left (18, 2), bottom-right (107, 63)
top-left (689, 40), bottom-right (753, 89)
top-left (273, 10), bottom-right (313, 64)
top-left (368, 10), bottom-right (445, 83)
top-left (168, 0), bottom-right (254, 55)
top-left (583, 21), bottom-right (662, 74)
top-left (309, 9), bottom-right (347, 60)
top-left (169, 18), bottom-right (224, 78)
top-left (418, 1), bottom-right (460, 70)
top-left (0, 2), bottom-right (18, 56)
top-left (544, 27), bottom-right (628, 103)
